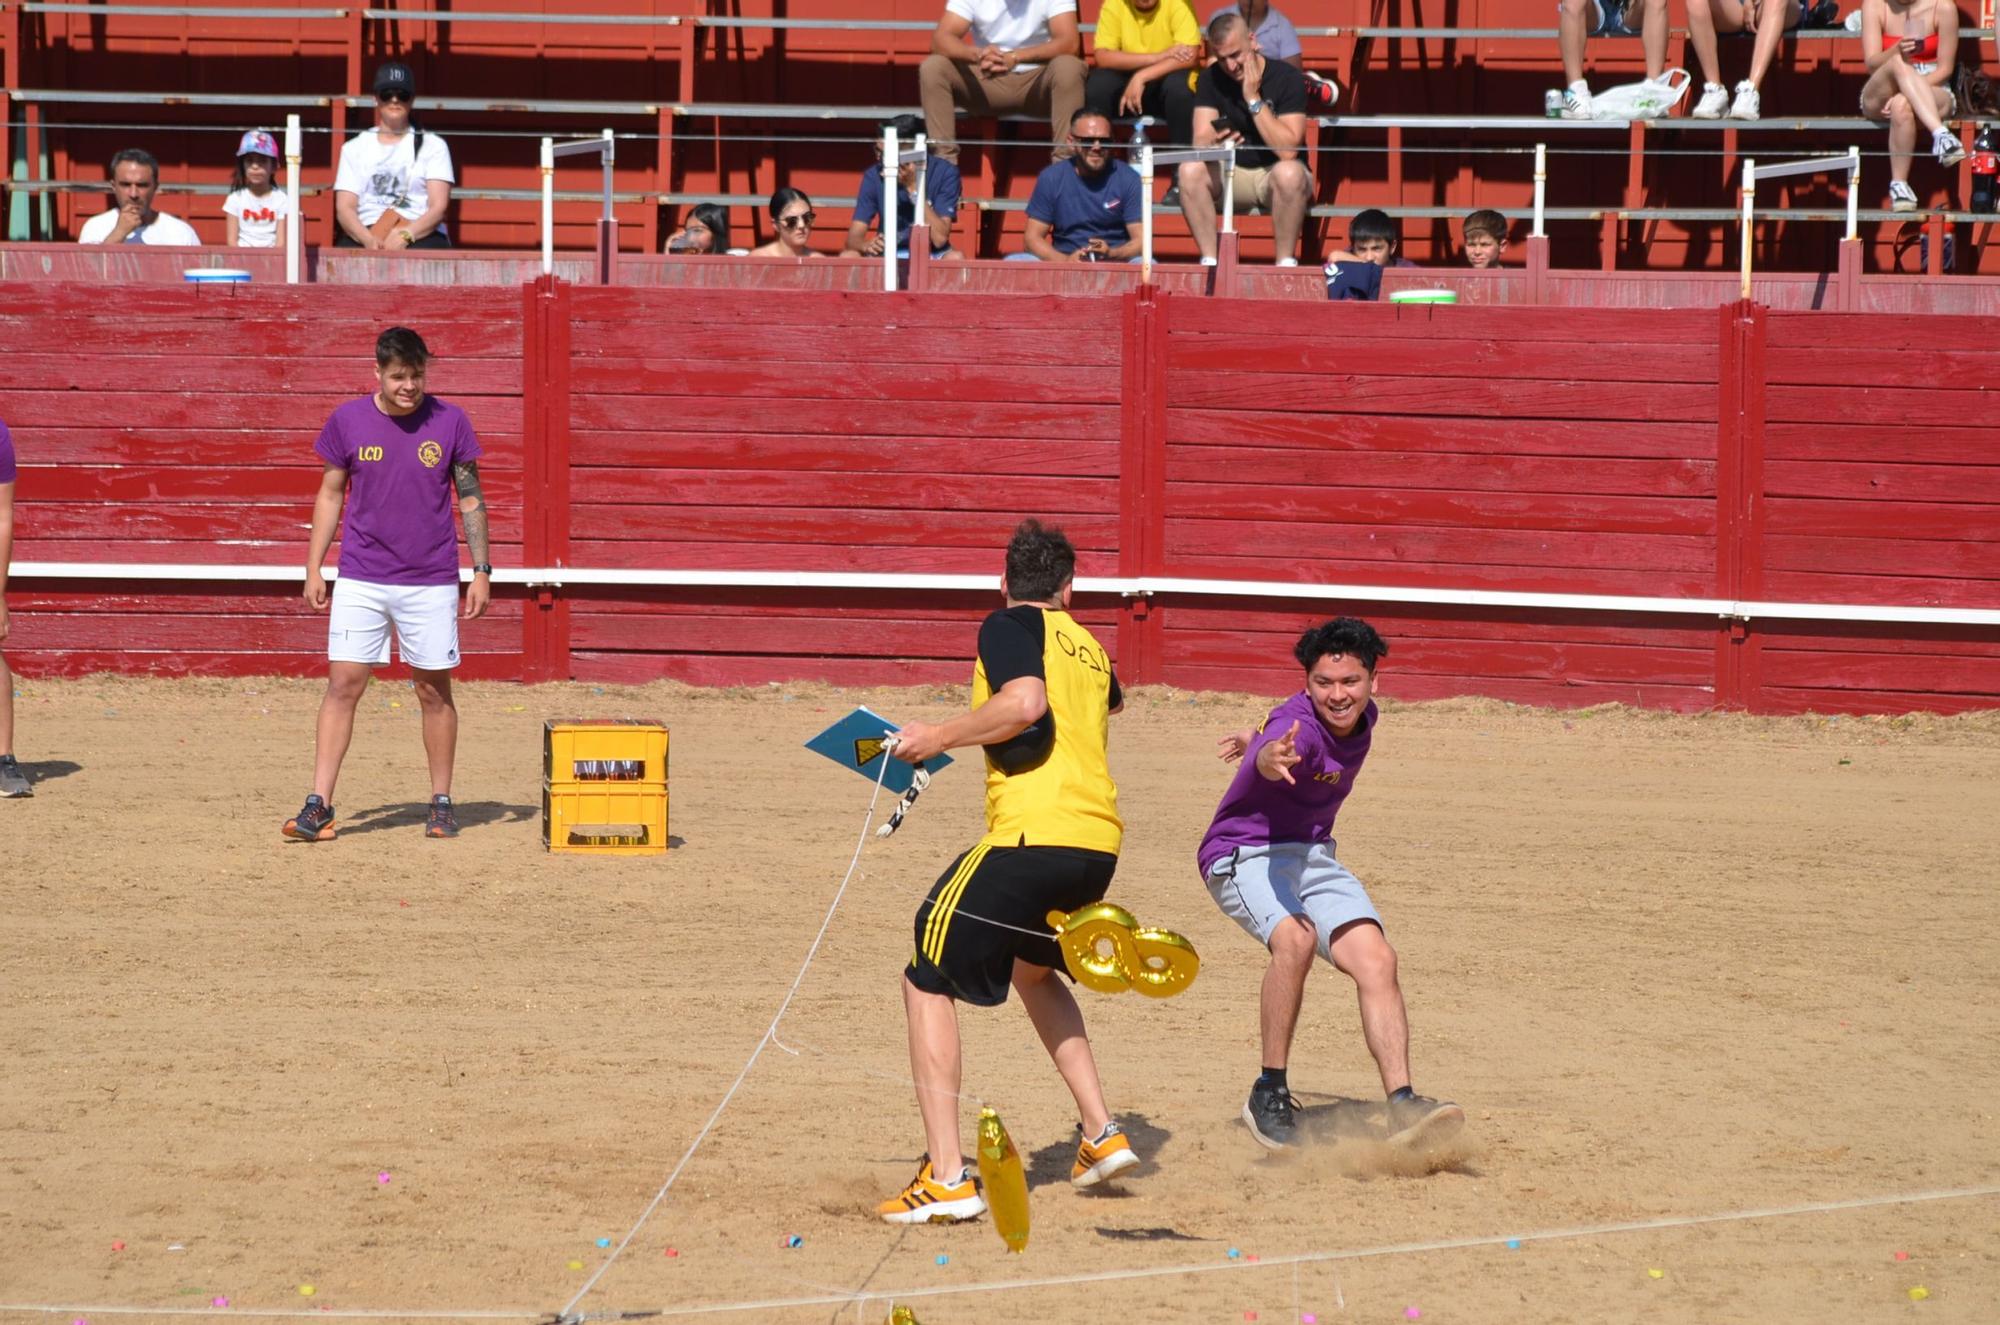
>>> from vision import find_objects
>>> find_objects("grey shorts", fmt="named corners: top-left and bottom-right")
top-left (1204, 842), bottom-right (1382, 963)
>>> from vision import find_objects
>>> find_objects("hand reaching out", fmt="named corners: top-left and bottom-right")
top-left (1216, 728), bottom-right (1255, 762)
top-left (1254, 719), bottom-right (1302, 785)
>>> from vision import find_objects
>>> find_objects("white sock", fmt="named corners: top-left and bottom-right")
top-left (1569, 79), bottom-right (1590, 94)
top-left (1276, 256), bottom-right (1299, 267)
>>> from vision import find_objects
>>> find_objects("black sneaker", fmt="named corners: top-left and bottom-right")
top-left (1242, 1082), bottom-right (1300, 1150)
top-left (0, 755), bottom-right (32, 798)
top-left (425, 795), bottom-right (460, 839)
top-left (1159, 183), bottom-right (1182, 210)
top-left (1386, 1092), bottom-right (1466, 1152)
top-left (283, 794), bottom-right (335, 841)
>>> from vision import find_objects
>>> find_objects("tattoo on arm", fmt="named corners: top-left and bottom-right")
top-left (452, 461), bottom-right (490, 564)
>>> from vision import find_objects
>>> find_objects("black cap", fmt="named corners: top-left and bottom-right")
top-left (373, 61), bottom-right (416, 99)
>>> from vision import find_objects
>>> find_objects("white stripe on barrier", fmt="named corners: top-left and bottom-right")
top-left (11, 564), bottom-right (1999, 627)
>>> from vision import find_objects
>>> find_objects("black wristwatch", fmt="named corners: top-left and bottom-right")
top-left (472, 563), bottom-right (493, 575)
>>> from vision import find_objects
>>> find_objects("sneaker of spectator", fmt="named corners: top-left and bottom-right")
top-left (1461, 208), bottom-right (1509, 268)
top-left (1887, 179), bottom-right (1920, 211)
top-left (1691, 82), bottom-right (1731, 117)
top-left (841, 114), bottom-right (964, 259)
top-left (1177, 12), bottom-right (1313, 264)
top-left (920, 0), bottom-right (1087, 163)
top-left (1666, 0), bottom-right (1801, 124)
top-left (1559, 0), bottom-right (1669, 118)
top-left (1085, 0), bottom-right (1202, 145)
top-left (77, 148), bottom-right (201, 245)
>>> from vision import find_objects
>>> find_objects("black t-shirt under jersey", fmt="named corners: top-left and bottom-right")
top-left (1194, 59), bottom-right (1309, 170)
top-left (978, 605), bottom-right (1123, 775)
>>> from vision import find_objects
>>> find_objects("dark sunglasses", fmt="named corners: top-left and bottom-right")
top-left (779, 211), bottom-right (817, 229)
top-left (1074, 136), bottom-right (1112, 149)
top-left (377, 91), bottom-right (412, 104)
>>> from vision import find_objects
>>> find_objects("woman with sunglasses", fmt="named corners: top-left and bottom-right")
top-left (333, 61), bottom-right (454, 249)
top-left (748, 188), bottom-right (822, 258)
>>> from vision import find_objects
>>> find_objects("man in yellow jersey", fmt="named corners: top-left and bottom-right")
top-left (877, 518), bottom-right (1140, 1225)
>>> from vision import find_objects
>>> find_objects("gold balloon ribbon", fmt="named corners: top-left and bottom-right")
top-left (1045, 903), bottom-right (1200, 998)
top-left (976, 1108), bottom-right (1031, 1253)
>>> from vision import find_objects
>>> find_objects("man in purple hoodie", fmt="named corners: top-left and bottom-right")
top-left (1198, 617), bottom-right (1463, 1153)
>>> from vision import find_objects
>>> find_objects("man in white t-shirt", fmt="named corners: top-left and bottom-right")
top-left (77, 148), bottom-right (201, 246)
top-left (920, 0), bottom-right (1087, 162)
top-left (334, 61), bottom-right (455, 249)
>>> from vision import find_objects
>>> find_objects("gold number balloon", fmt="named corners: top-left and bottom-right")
top-left (976, 1108), bottom-right (1031, 1254)
top-left (1045, 905), bottom-right (1200, 997)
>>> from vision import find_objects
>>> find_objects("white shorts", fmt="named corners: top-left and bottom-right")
top-left (328, 577), bottom-right (462, 671)
top-left (1205, 841), bottom-right (1382, 963)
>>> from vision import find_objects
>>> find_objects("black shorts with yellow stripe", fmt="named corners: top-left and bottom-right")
top-left (907, 843), bottom-right (1118, 1007)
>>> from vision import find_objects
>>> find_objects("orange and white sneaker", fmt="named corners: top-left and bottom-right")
top-left (877, 1155), bottom-right (986, 1225)
top-left (1071, 1121), bottom-right (1142, 1188)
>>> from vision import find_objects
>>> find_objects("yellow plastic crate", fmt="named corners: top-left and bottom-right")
top-left (542, 782), bottom-right (669, 855)
top-left (543, 718), bottom-right (669, 786)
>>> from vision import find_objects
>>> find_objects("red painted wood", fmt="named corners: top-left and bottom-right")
top-left (569, 395), bottom-right (1110, 440)
top-left (1168, 298), bottom-right (1719, 345)
top-left (1764, 424), bottom-right (1998, 465)
top-left (1167, 410), bottom-right (1717, 459)
top-left (571, 653), bottom-right (968, 688)
top-left (16, 504), bottom-right (526, 543)
top-left (570, 470), bottom-right (1119, 512)
top-left (1165, 450), bottom-right (1718, 497)
top-left (1167, 373), bottom-right (1719, 422)
top-left (15, 430), bottom-right (525, 467)
top-left (1763, 499), bottom-right (2000, 541)
top-left (1153, 557), bottom-right (1716, 599)
top-left (0, 393), bottom-right (525, 433)
top-left (570, 434), bottom-right (1120, 476)
top-left (0, 355), bottom-right (523, 395)
top-left (1764, 533), bottom-right (2000, 579)
top-left (1162, 336), bottom-right (1717, 384)
top-left (18, 467), bottom-right (526, 506)
top-left (1763, 461), bottom-right (2000, 505)
top-left (0, 318), bottom-right (526, 359)
top-left (567, 506), bottom-right (1121, 548)
top-left (541, 276), bottom-right (574, 683)
top-left (1159, 662), bottom-right (1717, 712)
top-left (1750, 685), bottom-right (2000, 717)
top-left (1757, 572), bottom-right (2000, 608)
top-left (569, 360), bottom-right (1117, 404)
top-left (575, 329), bottom-right (1123, 368)
top-left (1166, 486), bottom-right (1714, 535)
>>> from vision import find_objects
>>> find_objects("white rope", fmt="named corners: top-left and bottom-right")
top-left (554, 755), bottom-right (898, 1322)
top-left (572, 1182), bottom-right (2000, 1319)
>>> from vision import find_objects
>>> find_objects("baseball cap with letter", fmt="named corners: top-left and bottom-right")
top-left (372, 61), bottom-right (416, 99)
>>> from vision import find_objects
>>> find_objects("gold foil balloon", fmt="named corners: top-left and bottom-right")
top-left (886, 1308), bottom-right (921, 1325)
top-left (1045, 906), bottom-right (1200, 997)
top-left (975, 1108), bottom-right (1030, 1253)
top-left (1128, 926), bottom-right (1200, 997)
top-left (1047, 902), bottom-right (1140, 994)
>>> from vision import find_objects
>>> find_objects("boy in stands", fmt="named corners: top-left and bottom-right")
top-left (1462, 208), bottom-right (1510, 268)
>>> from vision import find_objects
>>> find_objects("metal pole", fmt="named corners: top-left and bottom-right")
top-left (1532, 141), bottom-right (1547, 239)
top-left (541, 136), bottom-right (555, 277)
top-left (883, 125), bottom-right (899, 293)
top-left (1140, 142), bottom-right (1154, 279)
top-left (1846, 145), bottom-right (1859, 244)
top-left (1740, 158), bottom-right (1755, 301)
top-left (600, 128), bottom-right (615, 223)
top-left (1221, 142), bottom-right (1237, 235)
top-left (284, 113), bottom-right (302, 284)
top-left (913, 133), bottom-right (928, 261)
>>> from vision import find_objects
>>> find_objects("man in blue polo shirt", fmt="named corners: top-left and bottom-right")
top-left (1015, 110), bottom-right (1144, 261)
top-left (842, 113), bottom-right (964, 259)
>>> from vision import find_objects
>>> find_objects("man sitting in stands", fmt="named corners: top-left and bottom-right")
top-left (1087, 0), bottom-right (1202, 145)
top-left (841, 114), bottom-right (964, 260)
top-left (920, 0), bottom-right (1087, 164)
top-left (1014, 111), bottom-right (1145, 261)
top-left (1177, 12), bottom-right (1311, 267)
top-left (77, 149), bottom-right (200, 245)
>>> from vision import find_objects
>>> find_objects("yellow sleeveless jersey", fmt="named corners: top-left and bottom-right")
top-left (971, 606), bottom-right (1123, 855)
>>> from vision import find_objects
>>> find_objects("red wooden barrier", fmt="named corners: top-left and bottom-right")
top-left (1, 281), bottom-right (1995, 713)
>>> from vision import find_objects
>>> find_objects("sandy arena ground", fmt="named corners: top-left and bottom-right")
top-left (2, 675), bottom-right (1997, 1325)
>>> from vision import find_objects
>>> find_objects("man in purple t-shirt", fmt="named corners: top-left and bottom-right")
top-left (282, 327), bottom-right (491, 843)
top-left (1198, 617), bottom-right (1462, 1153)
top-left (0, 419), bottom-right (29, 798)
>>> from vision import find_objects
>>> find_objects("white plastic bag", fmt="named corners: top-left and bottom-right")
top-left (1591, 68), bottom-right (1691, 120)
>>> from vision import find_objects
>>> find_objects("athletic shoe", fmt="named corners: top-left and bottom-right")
top-left (283, 794), bottom-right (336, 841)
top-left (1561, 85), bottom-right (1595, 121)
top-left (1386, 1092), bottom-right (1467, 1152)
top-left (1691, 82), bottom-right (1730, 118)
top-left (425, 794), bottom-right (460, 839)
top-left (1727, 81), bottom-right (1761, 119)
top-left (1072, 1121), bottom-right (1142, 1187)
top-left (1160, 183), bottom-right (1182, 210)
top-left (1242, 1081), bottom-right (1300, 1150)
top-left (877, 1156), bottom-right (987, 1224)
top-left (1889, 179), bottom-right (1920, 212)
top-left (1934, 128), bottom-right (1967, 167)
top-left (0, 755), bottom-right (32, 798)
top-left (1304, 70), bottom-right (1340, 110)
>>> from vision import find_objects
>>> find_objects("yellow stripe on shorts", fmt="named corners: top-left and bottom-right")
top-left (922, 844), bottom-right (989, 966)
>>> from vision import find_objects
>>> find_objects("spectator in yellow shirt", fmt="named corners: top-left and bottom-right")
top-left (1086, 0), bottom-right (1202, 144)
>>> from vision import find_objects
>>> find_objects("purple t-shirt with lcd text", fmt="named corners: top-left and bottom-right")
top-left (313, 394), bottom-right (482, 587)
top-left (1196, 692), bottom-right (1377, 876)
top-left (0, 419), bottom-right (16, 484)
